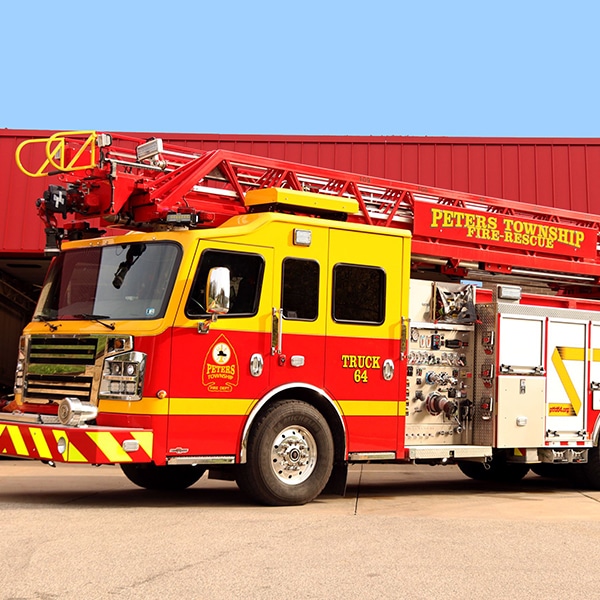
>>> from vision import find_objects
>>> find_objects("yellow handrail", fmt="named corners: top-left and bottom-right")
top-left (15, 131), bottom-right (98, 177)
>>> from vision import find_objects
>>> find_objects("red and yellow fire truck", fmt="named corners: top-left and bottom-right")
top-left (3, 130), bottom-right (600, 505)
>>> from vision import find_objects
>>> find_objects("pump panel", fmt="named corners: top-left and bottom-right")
top-left (405, 280), bottom-right (476, 445)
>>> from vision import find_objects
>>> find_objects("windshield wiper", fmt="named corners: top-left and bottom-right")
top-left (113, 243), bottom-right (146, 289)
top-left (73, 313), bottom-right (116, 330)
top-left (35, 315), bottom-right (59, 331)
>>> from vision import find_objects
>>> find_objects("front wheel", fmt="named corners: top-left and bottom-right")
top-left (237, 400), bottom-right (334, 506)
top-left (121, 462), bottom-right (206, 490)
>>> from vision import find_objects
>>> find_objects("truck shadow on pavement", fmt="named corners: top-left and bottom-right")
top-left (346, 472), bottom-right (589, 497)
top-left (0, 469), bottom-right (592, 509)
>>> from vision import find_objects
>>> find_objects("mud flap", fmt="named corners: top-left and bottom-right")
top-left (322, 461), bottom-right (348, 496)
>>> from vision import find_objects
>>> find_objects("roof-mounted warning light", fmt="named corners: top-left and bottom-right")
top-left (245, 187), bottom-right (359, 219)
top-left (96, 133), bottom-right (113, 148)
top-left (136, 138), bottom-right (164, 162)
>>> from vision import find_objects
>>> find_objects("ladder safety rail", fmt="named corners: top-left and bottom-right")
top-left (15, 131), bottom-right (100, 177)
top-left (16, 131), bottom-right (600, 284)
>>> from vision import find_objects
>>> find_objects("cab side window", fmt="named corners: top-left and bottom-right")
top-left (186, 249), bottom-right (264, 318)
top-left (282, 258), bottom-right (319, 320)
top-left (332, 263), bottom-right (385, 324)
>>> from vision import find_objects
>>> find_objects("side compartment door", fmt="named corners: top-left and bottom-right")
top-left (590, 323), bottom-right (600, 412)
top-left (546, 318), bottom-right (587, 438)
top-left (496, 314), bottom-right (546, 448)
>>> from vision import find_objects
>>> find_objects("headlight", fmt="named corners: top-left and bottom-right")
top-left (99, 351), bottom-right (146, 401)
top-left (125, 363), bottom-right (137, 376)
top-left (111, 362), bottom-right (122, 376)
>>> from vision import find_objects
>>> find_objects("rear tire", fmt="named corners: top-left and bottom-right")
top-left (581, 446), bottom-right (600, 489)
top-left (121, 462), bottom-right (206, 490)
top-left (457, 460), bottom-right (494, 481)
top-left (531, 463), bottom-right (571, 479)
top-left (458, 453), bottom-right (530, 483)
top-left (237, 400), bottom-right (334, 506)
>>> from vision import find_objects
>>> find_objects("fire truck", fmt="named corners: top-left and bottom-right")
top-left (3, 130), bottom-right (600, 505)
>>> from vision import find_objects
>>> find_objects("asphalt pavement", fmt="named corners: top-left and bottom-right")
top-left (1, 460), bottom-right (599, 599)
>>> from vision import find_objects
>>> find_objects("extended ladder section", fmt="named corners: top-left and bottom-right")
top-left (15, 131), bottom-right (600, 287)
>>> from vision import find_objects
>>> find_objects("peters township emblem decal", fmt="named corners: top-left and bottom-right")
top-left (202, 334), bottom-right (239, 392)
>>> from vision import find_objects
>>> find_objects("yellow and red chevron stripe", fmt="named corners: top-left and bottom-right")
top-left (0, 421), bottom-right (153, 464)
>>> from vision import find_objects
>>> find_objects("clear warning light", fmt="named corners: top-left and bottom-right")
top-left (293, 229), bottom-right (312, 246)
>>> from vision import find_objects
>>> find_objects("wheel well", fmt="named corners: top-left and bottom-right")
top-left (592, 414), bottom-right (600, 446)
top-left (242, 387), bottom-right (346, 465)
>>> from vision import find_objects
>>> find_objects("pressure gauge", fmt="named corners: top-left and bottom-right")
top-left (410, 328), bottom-right (419, 342)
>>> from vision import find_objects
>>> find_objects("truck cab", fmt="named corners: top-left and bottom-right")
top-left (10, 203), bottom-right (412, 505)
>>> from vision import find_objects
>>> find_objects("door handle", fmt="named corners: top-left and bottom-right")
top-left (271, 307), bottom-right (283, 355)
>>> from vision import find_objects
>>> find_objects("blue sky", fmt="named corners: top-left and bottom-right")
top-left (2, 1), bottom-right (598, 137)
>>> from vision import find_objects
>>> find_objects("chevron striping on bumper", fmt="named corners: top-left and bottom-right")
top-left (52, 429), bottom-right (87, 462)
top-left (86, 431), bottom-right (132, 463)
top-left (30, 427), bottom-right (52, 459)
top-left (7, 425), bottom-right (28, 456)
top-left (131, 431), bottom-right (153, 457)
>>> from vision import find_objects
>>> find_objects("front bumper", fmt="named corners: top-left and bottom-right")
top-left (0, 413), bottom-right (153, 464)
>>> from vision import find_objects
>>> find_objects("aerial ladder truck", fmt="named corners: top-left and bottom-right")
top-left (3, 130), bottom-right (600, 505)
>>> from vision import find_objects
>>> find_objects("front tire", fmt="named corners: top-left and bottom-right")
top-left (121, 462), bottom-right (206, 490)
top-left (237, 400), bottom-right (334, 506)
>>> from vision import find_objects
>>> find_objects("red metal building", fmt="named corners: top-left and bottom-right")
top-left (1, 129), bottom-right (600, 386)
top-left (5, 130), bottom-right (600, 254)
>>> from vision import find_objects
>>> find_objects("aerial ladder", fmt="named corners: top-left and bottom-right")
top-left (15, 130), bottom-right (600, 293)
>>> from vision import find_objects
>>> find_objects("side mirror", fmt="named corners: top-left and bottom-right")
top-left (206, 267), bottom-right (230, 315)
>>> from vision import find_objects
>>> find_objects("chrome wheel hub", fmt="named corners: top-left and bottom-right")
top-left (270, 426), bottom-right (317, 485)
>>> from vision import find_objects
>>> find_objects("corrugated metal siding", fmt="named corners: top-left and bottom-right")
top-left (142, 134), bottom-right (600, 214)
top-left (0, 130), bottom-right (58, 254)
top-left (147, 133), bottom-right (600, 213)
top-left (2, 130), bottom-right (600, 254)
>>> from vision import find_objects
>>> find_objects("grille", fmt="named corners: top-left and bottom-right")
top-left (24, 374), bottom-right (94, 403)
top-left (29, 337), bottom-right (99, 366)
top-left (23, 336), bottom-right (100, 404)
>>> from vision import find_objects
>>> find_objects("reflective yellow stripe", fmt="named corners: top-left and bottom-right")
top-left (7, 425), bottom-right (28, 456)
top-left (552, 347), bottom-right (583, 415)
top-left (30, 427), bottom-right (52, 459)
top-left (86, 431), bottom-right (131, 462)
top-left (98, 397), bottom-right (169, 415)
top-left (171, 398), bottom-right (402, 417)
top-left (558, 347), bottom-right (585, 361)
top-left (169, 398), bottom-right (256, 416)
top-left (131, 431), bottom-right (153, 457)
top-left (66, 442), bottom-right (87, 463)
top-left (337, 400), bottom-right (399, 417)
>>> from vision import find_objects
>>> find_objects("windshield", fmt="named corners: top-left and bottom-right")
top-left (35, 242), bottom-right (182, 321)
